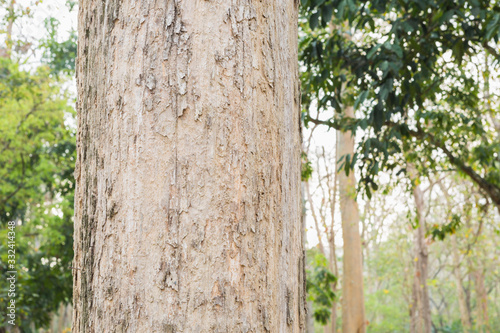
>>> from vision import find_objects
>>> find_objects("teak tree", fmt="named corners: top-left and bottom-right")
top-left (73, 1), bottom-right (305, 331)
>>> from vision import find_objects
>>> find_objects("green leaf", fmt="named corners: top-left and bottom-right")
top-left (393, 44), bottom-right (403, 58)
top-left (310, 12), bottom-right (320, 30)
top-left (321, 4), bottom-right (334, 25)
top-left (367, 44), bottom-right (382, 59)
top-left (351, 152), bottom-right (358, 168)
top-left (373, 104), bottom-right (384, 132)
top-left (366, 185), bottom-right (372, 199)
top-left (344, 154), bottom-right (351, 176)
top-left (330, 96), bottom-right (342, 113)
top-left (354, 90), bottom-right (369, 110)
top-left (380, 79), bottom-right (393, 101)
top-left (337, 0), bottom-right (346, 19)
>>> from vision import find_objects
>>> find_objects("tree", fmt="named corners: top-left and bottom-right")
top-left (337, 106), bottom-right (366, 333)
top-left (302, 134), bottom-right (340, 332)
top-left (437, 180), bottom-right (472, 332)
top-left (300, 13), bottom-right (366, 330)
top-left (73, 1), bottom-right (305, 331)
top-left (407, 165), bottom-right (431, 333)
top-left (298, 3), bottom-right (500, 329)
top-left (300, 0), bottom-right (500, 212)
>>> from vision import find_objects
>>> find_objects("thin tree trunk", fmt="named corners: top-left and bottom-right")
top-left (2, 0), bottom-right (14, 59)
top-left (307, 180), bottom-right (326, 255)
top-left (49, 303), bottom-right (73, 332)
top-left (73, 1), bottom-right (304, 331)
top-left (408, 165), bottom-right (431, 333)
top-left (323, 238), bottom-right (338, 333)
top-left (475, 266), bottom-right (490, 333)
top-left (303, 180), bottom-right (315, 333)
top-left (439, 181), bottom-right (472, 332)
top-left (451, 235), bottom-right (472, 332)
top-left (478, 55), bottom-right (494, 332)
top-left (484, 54), bottom-right (500, 135)
top-left (324, 161), bottom-right (338, 333)
top-left (337, 106), bottom-right (365, 333)
top-left (307, 301), bottom-right (315, 333)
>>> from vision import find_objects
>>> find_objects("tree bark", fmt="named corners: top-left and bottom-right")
top-left (73, 1), bottom-right (304, 332)
top-left (337, 106), bottom-right (365, 333)
top-left (407, 165), bottom-right (431, 333)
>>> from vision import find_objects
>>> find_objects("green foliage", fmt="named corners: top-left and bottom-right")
top-left (306, 249), bottom-right (337, 325)
top-left (299, 0), bottom-right (500, 208)
top-left (40, 17), bottom-right (77, 75)
top-left (0, 57), bottom-right (75, 329)
top-left (41, 17), bottom-right (77, 74)
top-left (0, 1), bottom-right (78, 329)
top-left (363, 227), bottom-right (412, 332)
top-left (434, 321), bottom-right (465, 333)
top-left (428, 214), bottom-right (462, 241)
top-left (301, 152), bottom-right (314, 181)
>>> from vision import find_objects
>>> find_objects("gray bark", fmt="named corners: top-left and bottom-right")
top-left (73, 0), bottom-right (304, 331)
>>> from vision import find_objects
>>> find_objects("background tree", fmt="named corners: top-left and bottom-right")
top-left (300, 0), bottom-right (500, 211)
top-left (299, 1), bottom-right (500, 332)
top-left (303, 132), bottom-right (340, 333)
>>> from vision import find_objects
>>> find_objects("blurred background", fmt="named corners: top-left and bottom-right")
top-left (0, 1), bottom-right (76, 331)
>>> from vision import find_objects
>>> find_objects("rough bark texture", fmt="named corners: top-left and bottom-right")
top-left (73, 0), bottom-right (304, 332)
top-left (337, 106), bottom-right (366, 333)
top-left (408, 165), bottom-right (431, 333)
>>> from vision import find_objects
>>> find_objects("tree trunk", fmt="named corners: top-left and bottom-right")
top-left (407, 165), bottom-right (431, 333)
top-left (450, 236), bottom-right (472, 332)
top-left (323, 237), bottom-right (338, 333)
top-left (437, 181), bottom-right (471, 332)
top-left (324, 165), bottom-right (338, 333)
top-left (2, 0), bottom-right (14, 59)
top-left (337, 106), bottom-right (365, 333)
top-left (48, 303), bottom-right (73, 333)
top-left (475, 266), bottom-right (490, 333)
top-left (306, 180), bottom-right (326, 255)
top-left (306, 301), bottom-right (315, 333)
top-left (73, 1), bottom-right (304, 332)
